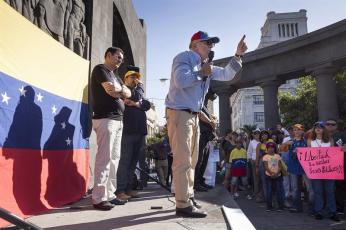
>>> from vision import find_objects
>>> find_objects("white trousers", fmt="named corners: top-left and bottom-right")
top-left (92, 118), bottom-right (123, 204)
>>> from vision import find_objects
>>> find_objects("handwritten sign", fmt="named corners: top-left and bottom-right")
top-left (297, 147), bottom-right (344, 180)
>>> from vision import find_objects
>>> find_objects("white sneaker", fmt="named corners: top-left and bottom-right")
top-left (247, 195), bottom-right (253, 200)
top-left (234, 192), bottom-right (240, 198)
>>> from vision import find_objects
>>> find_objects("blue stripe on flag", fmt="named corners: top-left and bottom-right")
top-left (0, 71), bottom-right (89, 150)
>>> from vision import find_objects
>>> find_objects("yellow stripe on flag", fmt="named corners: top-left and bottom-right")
top-left (0, 1), bottom-right (89, 103)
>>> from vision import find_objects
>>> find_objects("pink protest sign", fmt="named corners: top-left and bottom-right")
top-left (297, 147), bottom-right (344, 180)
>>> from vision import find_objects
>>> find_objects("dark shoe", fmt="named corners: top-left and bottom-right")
top-left (266, 206), bottom-right (274, 212)
top-left (109, 198), bottom-right (126, 205)
top-left (314, 213), bottom-right (323, 220)
top-left (190, 197), bottom-right (202, 209)
top-left (336, 209), bottom-right (344, 215)
top-left (330, 214), bottom-right (340, 222)
top-left (201, 182), bottom-right (213, 189)
top-left (194, 185), bottom-right (208, 192)
top-left (176, 206), bottom-right (207, 218)
top-left (289, 208), bottom-right (302, 213)
top-left (93, 201), bottom-right (115, 211)
top-left (277, 207), bottom-right (284, 212)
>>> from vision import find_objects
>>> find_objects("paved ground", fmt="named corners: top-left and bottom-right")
top-left (8, 183), bottom-right (235, 230)
top-left (235, 191), bottom-right (346, 230)
top-left (7, 180), bottom-right (346, 230)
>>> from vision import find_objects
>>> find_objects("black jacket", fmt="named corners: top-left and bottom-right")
top-left (123, 83), bottom-right (151, 135)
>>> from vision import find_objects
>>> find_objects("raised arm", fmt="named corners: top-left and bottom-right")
top-left (211, 35), bottom-right (247, 81)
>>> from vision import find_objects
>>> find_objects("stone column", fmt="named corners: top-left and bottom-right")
top-left (312, 66), bottom-right (339, 120)
top-left (217, 89), bottom-right (234, 136)
top-left (261, 81), bottom-right (281, 129)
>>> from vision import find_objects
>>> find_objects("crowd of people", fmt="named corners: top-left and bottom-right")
top-left (220, 121), bottom-right (346, 222)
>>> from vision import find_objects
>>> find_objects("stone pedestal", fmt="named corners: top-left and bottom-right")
top-left (261, 81), bottom-right (281, 129)
top-left (217, 89), bottom-right (234, 136)
top-left (312, 66), bottom-right (339, 120)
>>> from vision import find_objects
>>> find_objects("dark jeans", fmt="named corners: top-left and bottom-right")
top-left (265, 175), bottom-right (284, 209)
top-left (117, 133), bottom-right (146, 193)
top-left (138, 144), bottom-right (149, 187)
top-left (194, 131), bottom-right (210, 185)
top-left (166, 154), bottom-right (173, 186)
top-left (336, 179), bottom-right (346, 212)
top-left (312, 179), bottom-right (336, 215)
top-left (291, 174), bottom-right (304, 211)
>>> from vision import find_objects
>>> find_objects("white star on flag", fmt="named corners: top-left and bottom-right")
top-left (51, 105), bottom-right (57, 114)
top-left (65, 137), bottom-right (72, 146)
top-left (61, 122), bottom-right (66, 129)
top-left (1, 92), bottom-right (11, 105)
top-left (19, 86), bottom-right (27, 96)
top-left (36, 92), bottom-right (43, 102)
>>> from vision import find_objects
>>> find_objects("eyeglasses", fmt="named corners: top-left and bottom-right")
top-left (326, 123), bottom-right (337, 126)
top-left (199, 40), bottom-right (214, 46)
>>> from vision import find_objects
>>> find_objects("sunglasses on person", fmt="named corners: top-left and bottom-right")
top-left (199, 40), bottom-right (214, 46)
top-left (314, 122), bottom-right (325, 128)
top-left (326, 122), bottom-right (337, 126)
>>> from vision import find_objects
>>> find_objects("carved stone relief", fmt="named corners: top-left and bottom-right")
top-left (5, 0), bottom-right (89, 59)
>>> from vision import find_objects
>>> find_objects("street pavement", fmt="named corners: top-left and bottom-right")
top-left (6, 180), bottom-right (346, 229)
top-left (235, 191), bottom-right (346, 230)
top-left (12, 183), bottom-right (234, 230)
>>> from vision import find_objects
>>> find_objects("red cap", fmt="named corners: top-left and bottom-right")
top-left (190, 31), bottom-right (220, 44)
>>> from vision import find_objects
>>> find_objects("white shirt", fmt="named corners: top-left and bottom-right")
top-left (247, 139), bottom-right (260, 160)
top-left (311, 139), bottom-right (331, 147)
top-left (282, 136), bottom-right (292, 144)
top-left (281, 128), bottom-right (290, 136)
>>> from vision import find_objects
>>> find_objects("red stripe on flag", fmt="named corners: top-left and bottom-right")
top-left (0, 148), bottom-right (89, 227)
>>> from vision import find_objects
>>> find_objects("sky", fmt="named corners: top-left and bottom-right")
top-left (132, 0), bottom-right (346, 125)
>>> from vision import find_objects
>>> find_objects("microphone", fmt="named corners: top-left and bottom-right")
top-left (202, 51), bottom-right (214, 81)
top-left (208, 50), bottom-right (214, 63)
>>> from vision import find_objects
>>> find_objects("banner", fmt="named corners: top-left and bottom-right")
top-left (0, 1), bottom-right (90, 227)
top-left (297, 147), bottom-right (344, 180)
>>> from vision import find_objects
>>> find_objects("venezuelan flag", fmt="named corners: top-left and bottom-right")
top-left (0, 1), bottom-right (90, 226)
top-left (230, 158), bottom-right (247, 177)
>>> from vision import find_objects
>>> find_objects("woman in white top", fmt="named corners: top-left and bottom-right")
top-left (308, 121), bottom-right (339, 221)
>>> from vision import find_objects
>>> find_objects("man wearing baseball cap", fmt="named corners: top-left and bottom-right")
top-left (116, 69), bottom-right (151, 201)
top-left (165, 31), bottom-right (247, 218)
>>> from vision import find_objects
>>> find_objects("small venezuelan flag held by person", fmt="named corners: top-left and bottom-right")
top-left (0, 1), bottom-right (90, 227)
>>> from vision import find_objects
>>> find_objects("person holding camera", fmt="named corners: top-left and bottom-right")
top-left (165, 31), bottom-right (247, 218)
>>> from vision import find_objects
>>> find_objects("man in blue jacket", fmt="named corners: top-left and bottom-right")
top-left (116, 70), bottom-right (151, 201)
